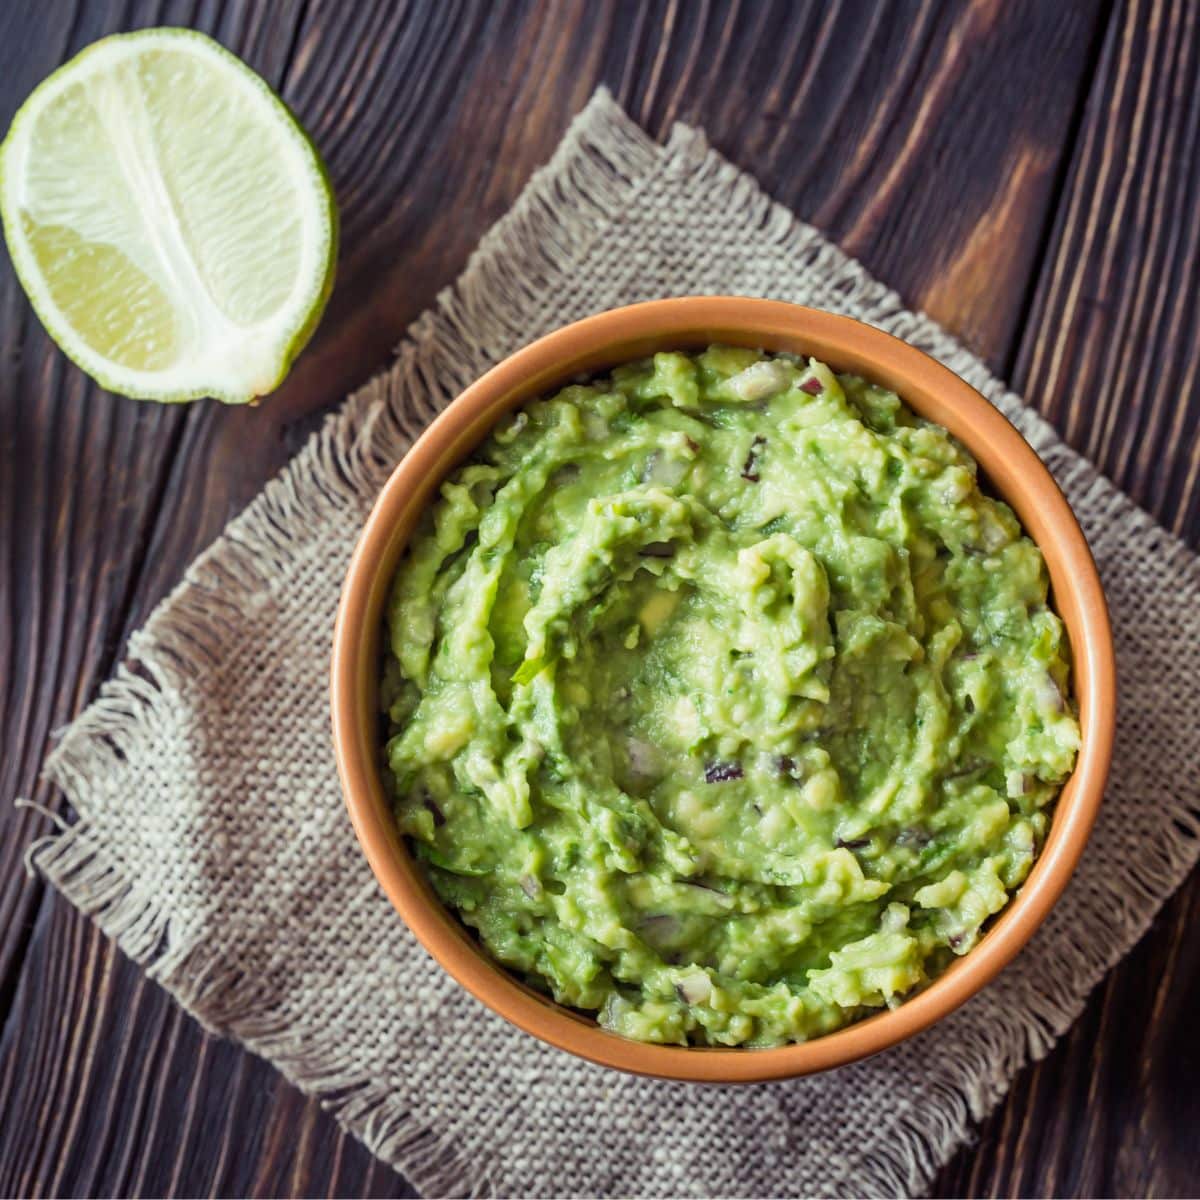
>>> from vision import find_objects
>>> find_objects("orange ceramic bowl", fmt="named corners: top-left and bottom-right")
top-left (332, 298), bottom-right (1115, 1082)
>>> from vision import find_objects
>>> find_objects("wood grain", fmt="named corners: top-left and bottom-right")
top-left (1015, 0), bottom-right (1200, 541)
top-left (4, 0), bottom-right (1195, 1195)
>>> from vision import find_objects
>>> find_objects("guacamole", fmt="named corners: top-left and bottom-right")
top-left (381, 346), bottom-right (1080, 1047)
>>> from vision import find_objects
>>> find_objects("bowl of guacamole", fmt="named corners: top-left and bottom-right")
top-left (333, 298), bottom-right (1114, 1081)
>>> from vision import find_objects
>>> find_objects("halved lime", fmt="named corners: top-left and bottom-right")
top-left (0, 28), bottom-right (337, 403)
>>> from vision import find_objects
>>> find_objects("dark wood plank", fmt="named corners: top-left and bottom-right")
top-left (0, 2), bottom-right (402, 1196)
top-left (934, 0), bottom-right (1200, 1195)
top-left (1015, 0), bottom-right (1200, 542)
top-left (0, 0), bottom-right (1120, 1195)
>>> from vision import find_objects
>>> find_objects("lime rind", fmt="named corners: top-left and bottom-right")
top-left (0, 27), bottom-right (337, 404)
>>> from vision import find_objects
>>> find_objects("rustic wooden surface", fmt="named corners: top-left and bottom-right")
top-left (1, 0), bottom-right (1197, 1195)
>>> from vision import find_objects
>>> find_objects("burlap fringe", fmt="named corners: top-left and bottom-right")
top-left (26, 88), bottom-right (1200, 1198)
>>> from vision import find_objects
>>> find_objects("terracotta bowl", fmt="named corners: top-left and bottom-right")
top-left (331, 297), bottom-right (1115, 1082)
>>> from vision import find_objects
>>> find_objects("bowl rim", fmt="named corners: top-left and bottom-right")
top-left (331, 297), bottom-right (1115, 1083)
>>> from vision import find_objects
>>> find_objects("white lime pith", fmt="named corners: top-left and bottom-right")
top-left (0, 27), bottom-right (337, 403)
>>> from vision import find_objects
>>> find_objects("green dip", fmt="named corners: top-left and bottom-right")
top-left (381, 346), bottom-right (1080, 1046)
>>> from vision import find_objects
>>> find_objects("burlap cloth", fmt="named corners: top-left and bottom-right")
top-left (28, 90), bottom-right (1200, 1198)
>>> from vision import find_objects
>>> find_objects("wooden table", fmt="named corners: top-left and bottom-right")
top-left (2, 0), bottom-right (1197, 1194)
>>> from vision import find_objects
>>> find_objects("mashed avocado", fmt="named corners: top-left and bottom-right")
top-left (381, 346), bottom-right (1080, 1047)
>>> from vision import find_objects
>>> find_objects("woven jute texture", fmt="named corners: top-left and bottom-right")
top-left (29, 91), bottom-right (1200, 1198)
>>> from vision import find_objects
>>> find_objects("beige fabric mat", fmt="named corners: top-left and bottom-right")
top-left (28, 90), bottom-right (1200, 1198)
